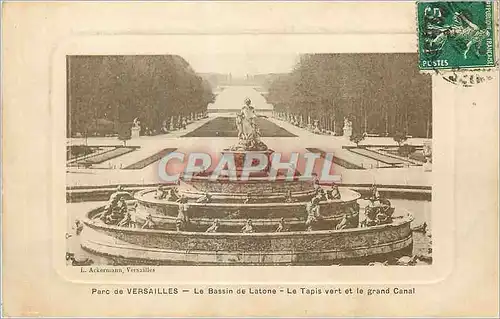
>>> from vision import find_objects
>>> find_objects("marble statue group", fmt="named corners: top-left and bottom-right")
top-left (229, 98), bottom-right (268, 151)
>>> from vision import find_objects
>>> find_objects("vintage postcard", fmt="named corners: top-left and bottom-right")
top-left (2, 1), bottom-right (499, 317)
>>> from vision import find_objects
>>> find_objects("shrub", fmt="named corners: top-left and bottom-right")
top-left (69, 145), bottom-right (93, 158)
top-left (393, 131), bottom-right (408, 146)
top-left (117, 124), bottom-right (132, 146)
top-left (350, 133), bottom-right (365, 147)
top-left (398, 144), bottom-right (416, 158)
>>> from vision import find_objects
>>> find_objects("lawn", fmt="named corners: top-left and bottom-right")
top-left (124, 148), bottom-right (178, 170)
top-left (182, 117), bottom-right (297, 138)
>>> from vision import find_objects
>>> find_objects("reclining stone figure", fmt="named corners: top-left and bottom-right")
top-left (305, 197), bottom-right (321, 230)
top-left (241, 219), bottom-right (255, 233)
top-left (243, 192), bottom-right (254, 204)
top-left (165, 187), bottom-right (180, 202)
top-left (327, 183), bottom-right (341, 200)
top-left (176, 196), bottom-right (190, 229)
top-left (154, 185), bottom-right (167, 200)
top-left (364, 197), bottom-right (394, 227)
top-left (206, 219), bottom-right (220, 233)
top-left (108, 185), bottom-right (129, 204)
top-left (275, 217), bottom-right (286, 232)
top-left (335, 214), bottom-right (349, 230)
top-left (118, 210), bottom-right (134, 228)
top-left (196, 192), bottom-right (212, 203)
top-left (284, 190), bottom-right (295, 203)
top-left (141, 213), bottom-right (156, 229)
top-left (315, 187), bottom-right (328, 201)
top-left (103, 197), bottom-right (128, 225)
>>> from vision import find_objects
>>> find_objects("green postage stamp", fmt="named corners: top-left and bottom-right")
top-left (417, 1), bottom-right (496, 71)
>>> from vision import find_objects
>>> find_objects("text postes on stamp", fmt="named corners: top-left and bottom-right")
top-left (417, 1), bottom-right (496, 71)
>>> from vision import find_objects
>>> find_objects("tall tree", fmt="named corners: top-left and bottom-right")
top-left (67, 55), bottom-right (213, 137)
top-left (266, 53), bottom-right (432, 138)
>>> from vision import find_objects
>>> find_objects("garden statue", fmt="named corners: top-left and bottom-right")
top-left (313, 120), bottom-right (321, 134)
top-left (169, 116), bottom-right (176, 131)
top-left (161, 120), bottom-right (169, 133)
top-left (132, 117), bottom-right (141, 128)
top-left (131, 117), bottom-right (141, 138)
top-left (343, 117), bottom-right (352, 138)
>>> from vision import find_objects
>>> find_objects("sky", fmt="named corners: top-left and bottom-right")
top-left (182, 53), bottom-right (300, 77)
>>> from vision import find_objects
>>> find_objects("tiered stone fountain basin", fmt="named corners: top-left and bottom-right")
top-left (80, 147), bottom-right (413, 264)
top-left (81, 206), bottom-right (413, 265)
top-left (133, 186), bottom-right (361, 232)
top-left (183, 176), bottom-right (316, 196)
top-left (80, 179), bottom-right (414, 265)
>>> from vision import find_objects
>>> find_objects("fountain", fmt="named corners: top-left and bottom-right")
top-left (80, 99), bottom-right (414, 265)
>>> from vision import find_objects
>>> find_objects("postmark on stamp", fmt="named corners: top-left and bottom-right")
top-left (417, 1), bottom-right (496, 71)
top-left (442, 72), bottom-right (495, 87)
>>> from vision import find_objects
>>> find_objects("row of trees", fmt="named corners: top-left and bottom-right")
top-left (67, 55), bottom-right (214, 137)
top-left (265, 54), bottom-right (433, 138)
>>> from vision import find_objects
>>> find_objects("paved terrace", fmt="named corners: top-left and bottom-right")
top-left (67, 115), bottom-right (431, 189)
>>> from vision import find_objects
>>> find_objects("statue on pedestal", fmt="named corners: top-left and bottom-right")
top-left (313, 120), bottom-right (321, 134)
top-left (343, 117), bottom-right (353, 138)
top-left (228, 98), bottom-right (268, 151)
top-left (169, 116), bottom-right (175, 131)
top-left (133, 117), bottom-right (140, 127)
top-left (131, 117), bottom-right (141, 138)
top-left (161, 120), bottom-right (169, 134)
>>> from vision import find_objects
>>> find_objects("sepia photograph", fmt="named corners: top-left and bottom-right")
top-left (66, 53), bottom-right (432, 266)
top-left (3, 1), bottom-right (498, 317)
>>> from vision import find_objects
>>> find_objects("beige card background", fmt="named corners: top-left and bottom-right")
top-left (2, 2), bottom-right (498, 317)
